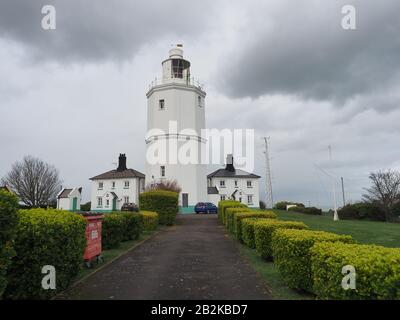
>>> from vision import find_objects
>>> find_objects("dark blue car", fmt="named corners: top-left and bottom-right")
top-left (194, 202), bottom-right (218, 214)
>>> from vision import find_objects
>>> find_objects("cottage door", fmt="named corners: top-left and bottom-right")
top-left (72, 197), bottom-right (78, 211)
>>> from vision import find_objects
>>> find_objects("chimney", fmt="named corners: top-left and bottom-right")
top-left (117, 153), bottom-right (127, 171)
top-left (225, 154), bottom-right (235, 172)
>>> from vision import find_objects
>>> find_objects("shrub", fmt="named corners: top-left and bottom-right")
top-left (144, 179), bottom-right (181, 193)
top-left (218, 201), bottom-right (247, 226)
top-left (259, 201), bottom-right (266, 210)
top-left (274, 201), bottom-right (305, 210)
top-left (272, 229), bottom-right (353, 292)
top-left (139, 190), bottom-right (179, 226)
top-left (102, 213), bottom-right (125, 249)
top-left (4, 209), bottom-right (86, 299)
top-left (254, 220), bottom-right (309, 260)
top-left (288, 206), bottom-right (322, 215)
top-left (119, 212), bottom-right (143, 241)
top-left (139, 211), bottom-right (158, 231)
top-left (311, 242), bottom-right (400, 299)
top-left (80, 202), bottom-right (91, 211)
top-left (338, 203), bottom-right (385, 221)
top-left (225, 207), bottom-right (252, 233)
top-left (234, 211), bottom-right (277, 241)
top-left (242, 218), bottom-right (263, 248)
top-left (0, 189), bottom-right (19, 299)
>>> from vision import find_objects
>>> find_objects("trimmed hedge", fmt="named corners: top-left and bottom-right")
top-left (242, 218), bottom-right (262, 248)
top-left (311, 242), bottom-right (400, 299)
top-left (139, 211), bottom-right (158, 231)
top-left (225, 207), bottom-right (252, 233)
top-left (218, 201), bottom-right (247, 226)
top-left (119, 212), bottom-right (143, 241)
top-left (338, 203), bottom-right (385, 221)
top-left (234, 211), bottom-right (277, 241)
top-left (4, 209), bottom-right (86, 299)
top-left (102, 213), bottom-right (125, 249)
top-left (0, 190), bottom-right (19, 299)
top-left (139, 190), bottom-right (179, 226)
top-left (272, 229), bottom-right (353, 292)
top-left (254, 220), bottom-right (309, 260)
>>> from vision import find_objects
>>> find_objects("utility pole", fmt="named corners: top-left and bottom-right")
top-left (341, 177), bottom-right (346, 206)
top-left (263, 137), bottom-right (274, 209)
top-left (328, 145), bottom-right (339, 221)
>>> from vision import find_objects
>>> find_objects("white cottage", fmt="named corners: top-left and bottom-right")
top-left (57, 187), bottom-right (82, 211)
top-left (90, 154), bottom-right (145, 212)
top-left (207, 155), bottom-right (261, 208)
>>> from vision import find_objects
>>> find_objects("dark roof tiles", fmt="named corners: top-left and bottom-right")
top-left (90, 168), bottom-right (145, 180)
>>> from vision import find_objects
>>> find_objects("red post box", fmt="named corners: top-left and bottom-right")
top-left (80, 213), bottom-right (104, 267)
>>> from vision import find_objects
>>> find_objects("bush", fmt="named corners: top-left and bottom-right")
top-left (225, 207), bottom-right (252, 233)
top-left (274, 201), bottom-right (305, 210)
top-left (80, 202), bottom-right (91, 211)
top-left (234, 211), bottom-right (277, 241)
top-left (259, 201), bottom-right (266, 210)
top-left (102, 213), bottom-right (125, 249)
top-left (119, 212), bottom-right (143, 241)
top-left (288, 206), bottom-right (322, 215)
top-left (4, 209), bottom-right (86, 299)
top-left (242, 218), bottom-right (263, 248)
top-left (218, 201), bottom-right (247, 225)
top-left (139, 190), bottom-right (179, 226)
top-left (311, 242), bottom-right (400, 299)
top-left (139, 211), bottom-right (158, 231)
top-left (338, 203), bottom-right (385, 221)
top-left (254, 220), bottom-right (309, 260)
top-left (272, 229), bottom-right (353, 292)
top-left (0, 189), bottom-right (19, 299)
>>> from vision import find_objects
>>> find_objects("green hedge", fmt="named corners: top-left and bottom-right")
top-left (139, 211), bottom-right (158, 231)
top-left (288, 206), bottom-right (322, 215)
top-left (225, 207), bottom-right (252, 233)
top-left (254, 220), bottom-right (309, 260)
top-left (234, 211), bottom-right (277, 241)
top-left (218, 201), bottom-right (247, 226)
top-left (102, 213), bottom-right (125, 249)
top-left (311, 242), bottom-right (400, 299)
top-left (139, 190), bottom-right (179, 226)
top-left (338, 203), bottom-right (385, 221)
top-left (119, 212), bottom-right (143, 241)
top-left (272, 229), bottom-right (353, 292)
top-left (4, 209), bottom-right (86, 299)
top-left (242, 218), bottom-right (264, 248)
top-left (0, 190), bottom-right (19, 299)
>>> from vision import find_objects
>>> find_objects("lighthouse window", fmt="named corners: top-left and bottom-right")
top-left (198, 96), bottom-right (202, 107)
top-left (160, 166), bottom-right (165, 177)
top-left (159, 99), bottom-right (165, 110)
top-left (171, 59), bottom-right (184, 78)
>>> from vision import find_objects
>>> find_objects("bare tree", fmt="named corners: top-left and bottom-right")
top-left (1, 155), bottom-right (62, 207)
top-left (362, 169), bottom-right (400, 222)
top-left (145, 179), bottom-right (181, 193)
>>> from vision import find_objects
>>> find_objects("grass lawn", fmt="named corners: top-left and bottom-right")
top-left (273, 210), bottom-right (400, 248)
top-left (239, 210), bottom-right (400, 300)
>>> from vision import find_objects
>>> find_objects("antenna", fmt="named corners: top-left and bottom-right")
top-left (263, 137), bottom-right (274, 209)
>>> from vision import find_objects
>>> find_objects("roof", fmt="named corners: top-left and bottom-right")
top-left (58, 188), bottom-right (72, 199)
top-left (207, 168), bottom-right (261, 179)
top-left (207, 186), bottom-right (219, 195)
top-left (90, 168), bottom-right (145, 180)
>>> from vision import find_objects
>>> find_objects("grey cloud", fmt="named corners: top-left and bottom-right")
top-left (220, 0), bottom-right (400, 105)
top-left (0, 0), bottom-right (217, 63)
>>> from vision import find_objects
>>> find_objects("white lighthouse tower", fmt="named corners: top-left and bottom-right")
top-left (145, 45), bottom-right (207, 213)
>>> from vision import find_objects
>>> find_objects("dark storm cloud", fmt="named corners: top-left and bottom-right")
top-left (0, 0), bottom-right (216, 63)
top-left (220, 0), bottom-right (400, 104)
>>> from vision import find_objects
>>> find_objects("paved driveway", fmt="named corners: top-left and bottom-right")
top-left (58, 214), bottom-right (272, 300)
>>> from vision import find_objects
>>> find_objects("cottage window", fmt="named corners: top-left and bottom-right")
top-left (124, 196), bottom-right (129, 204)
top-left (97, 197), bottom-right (102, 207)
top-left (220, 195), bottom-right (226, 201)
top-left (98, 182), bottom-right (103, 190)
top-left (247, 180), bottom-right (252, 188)
top-left (235, 180), bottom-right (238, 188)
top-left (247, 195), bottom-right (253, 205)
top-left (220, 180), bottom-right (226, 188)
top-left (112, 181), bottom-right (116, 189)
top-left (124, 181), bottom-right (130, 188)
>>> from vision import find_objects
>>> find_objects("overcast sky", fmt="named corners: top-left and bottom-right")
top-left (1, 0), bottom-right (400, 208)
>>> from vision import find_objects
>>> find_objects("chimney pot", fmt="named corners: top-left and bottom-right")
top-left (117, 153), bottom-right (127, 172)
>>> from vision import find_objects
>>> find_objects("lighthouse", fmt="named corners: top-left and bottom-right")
top-left (145, 45), bottom-right (207, 213)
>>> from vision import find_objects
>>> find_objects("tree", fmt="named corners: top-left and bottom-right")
top-left (1, 155), bottom-right (62, 207)
top-left (362, 169), bottom-right (400, 222)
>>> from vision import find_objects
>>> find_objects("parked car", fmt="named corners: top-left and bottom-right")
top-left (121, 202), bottom-right (139, 212)
top-left (195, 202), bottom-right (218, 214)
